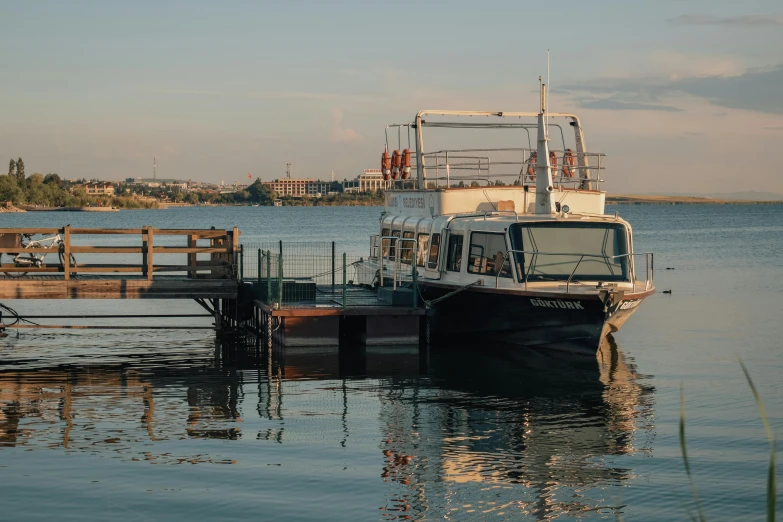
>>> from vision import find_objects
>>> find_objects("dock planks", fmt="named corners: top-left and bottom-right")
top-left (0, 275), bottom-right (238, 300)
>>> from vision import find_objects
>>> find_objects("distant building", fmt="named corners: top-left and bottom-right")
top-left (73, 182), bottom-right (115, 196)
top-left (343, 169), bottom-right (391, 193)
top-left (263, 178), bottom-right (316, 197)
top-left (259, 170), bottom-right (390, 197)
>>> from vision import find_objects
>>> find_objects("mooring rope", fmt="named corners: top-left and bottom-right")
top-left (418, 280), bottom-right (483, 309)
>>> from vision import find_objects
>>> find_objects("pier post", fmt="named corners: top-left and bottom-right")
top-left (188, 234), bottom-right (197, 279)
top-left (257, 248), bottom-right (262, 284)
top-left (412, 259), bottom-right (418, 308)
top-left (278, 254), bottom-right (283, 305)
top-left (142, 226), bottom-right (154, 281)
top-left (266, 250), bottom-right (271, 302)
top-left (331, 241), bottom-right (335, 292)
top-left (342, 252), bottom-right (347, 308)
top-left (239, 244), bottom-right (244, 280)
top-left (62, 225), bottom-right (71, 281)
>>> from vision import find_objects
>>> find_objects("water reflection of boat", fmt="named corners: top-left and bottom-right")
top-left (369, 338), bottom-right (654, 519)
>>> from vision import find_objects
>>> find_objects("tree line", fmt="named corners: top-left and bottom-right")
top-left (1, 160), bottom-right (386, 208)
top-left (2, 157), bottom-right (157, 208)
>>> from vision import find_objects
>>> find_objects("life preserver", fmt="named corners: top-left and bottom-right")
top-left (401, 149), bottom-right (411, 180)
top-left (549, 151), bottom-right (558, 174)
top-left (381, 151), bottom-right (391, 180)
top-left (391, 150), bottom-right (401, 180)
top-left (562, 148), bottom-right (576, 178)
top-left (526, 151), bottom-right (537, 181)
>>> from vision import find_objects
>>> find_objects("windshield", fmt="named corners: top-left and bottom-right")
top-left (509, 222), bottom-right (629, 282)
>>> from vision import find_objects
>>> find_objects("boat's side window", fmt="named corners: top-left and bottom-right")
top-left (390, 229), bottom-right (400, 259)
top-left (446, 235), bottom-right (464, 272)
top-left (381, 228), bottom-right (391, 257)
top-left (427, 233), bottom-right (441, 270)
top-left (401, 231), bottom-right (414, 262)
top-left (468, 232), bottom-right (511, 278)
top-left (416, 233), bottom-right (429, 267)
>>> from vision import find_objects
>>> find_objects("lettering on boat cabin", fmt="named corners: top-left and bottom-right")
top-left (530, 298), bottom-right (585, 310)
top-left (386, 193), bottom-right (437, 216)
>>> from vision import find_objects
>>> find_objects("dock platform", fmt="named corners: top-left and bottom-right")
top-left (0, 231), bottom-right (426, 348)
top-left (238, 245), bottom-right (425, 347)
top-left (0, 274), bottom-right (238, 300)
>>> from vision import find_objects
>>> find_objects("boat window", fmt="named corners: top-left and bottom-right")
top-left (509, 222), bottom-right (629, 282)
top-left (428, 233), bottom-right (441, 270)
top-left (390, 230), bottom-right (400, 259)
top-left (381, 228), bottom-right (391, 257)
top-left (468, 232), bottom-right (511, 278)
top-left (400, 231), bottom-right (414, 262)
top-left (446, 235), bottom-right (464, 272)
top-left (416, 234), bottom-right (429, 267)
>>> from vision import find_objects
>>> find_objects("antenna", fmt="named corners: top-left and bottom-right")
top-left (547, 49), bottom-right (550, 112)
top-left (153, 156), bottom-right (156, 181)
top-left (546, 49), bottom-right (550, 136)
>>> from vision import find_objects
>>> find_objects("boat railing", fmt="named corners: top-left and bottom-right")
top-left (495, 250), bottom-right (654, 292)
top-left (376, 236), bottom-right (418, 292)
top-left (370, 234), bottom-right (380, 259)
top-left (418, 148), bottom-right (605, 189)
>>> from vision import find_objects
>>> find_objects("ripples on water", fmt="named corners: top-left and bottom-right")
top-left (0, 333), bottom-right (654, 521)
top-left (2, 204), bottom-right (782, 520)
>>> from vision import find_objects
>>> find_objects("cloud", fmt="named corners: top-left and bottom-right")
top-left (562, 65), bottom-right (783, 114)
top-left (577, 97), bottom-right (682, 112)
top-left (669, 14), bottom-right (783, 26)
top-left (329, 108), bottom-right (362, 143)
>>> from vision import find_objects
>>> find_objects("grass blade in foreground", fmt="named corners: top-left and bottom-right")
top-left (680, 384), bottom-right (706, 522)
top-left (740, 361), bottom-right (777, 522)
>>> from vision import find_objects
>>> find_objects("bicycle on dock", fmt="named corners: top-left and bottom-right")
top-left (1, 233), bottom-right (77, 277)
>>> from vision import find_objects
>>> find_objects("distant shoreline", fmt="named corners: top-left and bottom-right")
top-left (606, 195), bottom-right (783, 205)
top-left (5, 196), bottom-right (781, 213)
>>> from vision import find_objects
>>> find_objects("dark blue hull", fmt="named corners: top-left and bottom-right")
top-left (420, 283), bottom-right (613, 354)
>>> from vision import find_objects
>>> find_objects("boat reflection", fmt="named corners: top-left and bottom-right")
top-left (371, 337), bottom-right (655, 519)
top-left (0, 335), bottom-right (654, 518)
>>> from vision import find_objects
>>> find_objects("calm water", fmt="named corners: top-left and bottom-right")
top-left (1, 205), bottom-right (782, 520)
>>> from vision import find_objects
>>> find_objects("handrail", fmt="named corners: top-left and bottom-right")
top-left (0, 227), bottom-right (239, 280)
top-left (494, 249), bottom-right (653, 292)
top-left (418, 148), bottom-right (605, 188)
top-left (377, 236), bottom-right (417, 291)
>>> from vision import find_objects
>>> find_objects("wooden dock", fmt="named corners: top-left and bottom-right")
top-left (0, 226), bottom-right (239, 300)
top-left (0, 229), bottom-right (426, 347)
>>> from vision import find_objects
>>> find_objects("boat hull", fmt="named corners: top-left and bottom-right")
top-left (419, 282), bottom-right (646, 355)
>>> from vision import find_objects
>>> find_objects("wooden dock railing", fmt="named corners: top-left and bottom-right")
top-left (0, 227), bottom-right (240, 280)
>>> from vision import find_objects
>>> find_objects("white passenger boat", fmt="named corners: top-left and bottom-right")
top-left (361, 84), bottom-right (655, 354)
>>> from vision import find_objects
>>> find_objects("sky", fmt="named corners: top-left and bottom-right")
top-left (1, 0), bottom-right (782, 194)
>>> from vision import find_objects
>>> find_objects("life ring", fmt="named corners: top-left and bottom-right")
top-left (391, 150), bottom-right (401, 180)
top-left (381, 151), bottom-right (391, 181)
top-left (526, 151), bottom-right (537, 181)
top-left (549, 151), bottom-right (558, 174)
top-left (562, 148), bottom-right (576, 178)
top-left (401, 149), bottom-right (411, 180)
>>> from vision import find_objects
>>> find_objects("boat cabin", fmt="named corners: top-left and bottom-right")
top-left (369, 105), bottom-right (652, 293)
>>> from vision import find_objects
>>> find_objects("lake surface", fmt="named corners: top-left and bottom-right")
top-left (1, 205), bottom-right (782, 520)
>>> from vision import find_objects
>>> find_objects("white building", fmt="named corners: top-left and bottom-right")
top-left (343, 169), bottom-right (391, 193)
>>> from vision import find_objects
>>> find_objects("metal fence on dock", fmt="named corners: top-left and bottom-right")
top-left (239, 242), bottom-right (415, 308)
